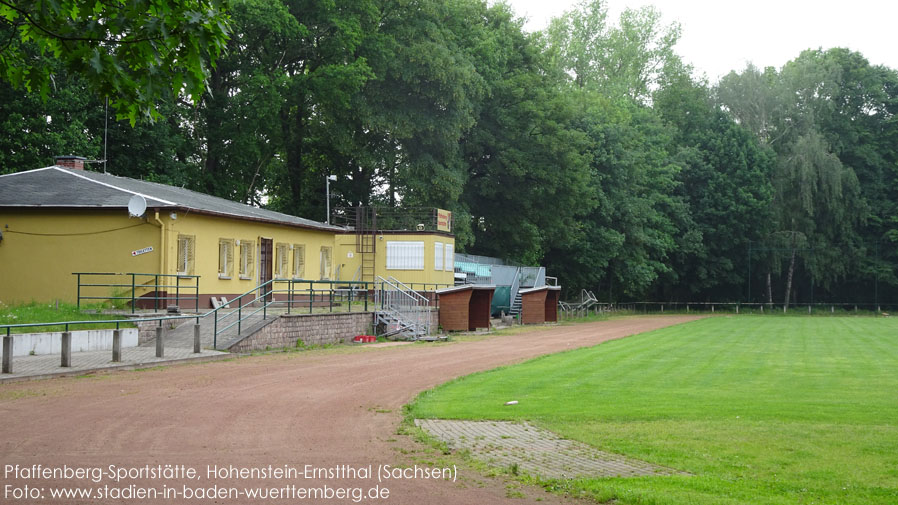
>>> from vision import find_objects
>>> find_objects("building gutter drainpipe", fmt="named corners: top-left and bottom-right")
top-left (154, 210), bottom-right (166, 276)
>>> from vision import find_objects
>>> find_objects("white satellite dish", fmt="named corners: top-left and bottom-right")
top-left (127, 194), bottom-right (147, 217)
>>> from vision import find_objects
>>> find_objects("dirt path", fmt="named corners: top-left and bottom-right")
top-left (0, 316), bottom-right (698, 504)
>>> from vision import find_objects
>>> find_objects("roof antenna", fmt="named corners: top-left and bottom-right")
top-left (103, 97), bottom-right (108, 173)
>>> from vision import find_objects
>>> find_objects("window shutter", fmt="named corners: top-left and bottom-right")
top-left (178, 235), bottom-right (195, 275)
top-left (276, 243), bottom-right (289, 278)
top-left (241, 240), bottom-right (254, 278)
top-left (320, 246), bottom-right (332, 280)
top-left (293, 245), bottom-right (305, 278)
top-left (219, 241), bottom-right (226, 275)
top-left (444, 243), bottom-right (453, 271)
top-left (226, 241), bottom-right (233, 276)
top-left (386, 241), bottom-right (424, 270)
top-left (434, 242), bottom-right (444, 271)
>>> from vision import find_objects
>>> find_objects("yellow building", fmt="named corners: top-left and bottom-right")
top-left (0, 158), bottom-right (454, 307)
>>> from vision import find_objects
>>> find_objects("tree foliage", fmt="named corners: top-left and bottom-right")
top-left (0, 0), bottom-right (230, 123)
top-left (3, 0), bottom-right (897, 306)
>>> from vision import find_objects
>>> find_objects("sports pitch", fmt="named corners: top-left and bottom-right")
top-left (410, 317), bottom-right (898, 505)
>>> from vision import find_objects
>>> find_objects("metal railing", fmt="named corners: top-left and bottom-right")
top-left (0, 312), bottom-right (209, 374)
top-left (74, 272), bottom-right (200, 313)
top-left (211, 279), bottom-right (377, 348)
top-left (374, 276), bottom-right (433, 339)
top-left (626, 301), bottom-right (895, 315)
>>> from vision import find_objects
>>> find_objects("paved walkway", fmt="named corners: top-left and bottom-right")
top-left (416, 419), bottom-right (681, 479)
top-left (0, 346), bottom-right (228, 382)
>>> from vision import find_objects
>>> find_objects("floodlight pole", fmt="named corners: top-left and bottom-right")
top-left (326, 174), bottom-right (337, 225)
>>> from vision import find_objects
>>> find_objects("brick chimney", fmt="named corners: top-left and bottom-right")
top-left (55, 155), bottom-right (86, 170)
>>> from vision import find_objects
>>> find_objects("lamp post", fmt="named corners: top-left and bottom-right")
top-left (326, 174), bottom-right (337, 224)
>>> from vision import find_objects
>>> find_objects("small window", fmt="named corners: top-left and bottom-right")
top-left (434, 241), bottom-right (444, 271)
top-left (293, 244), bottom-right (305, 278)
top-left (218, 239), bottom-right (234, 278)
top-left (386, 241), bottom-right (424, 270)
top-left (320, 246), bottom-right (333, 280)
top-left (444, 243), bottom-right (454, 271)
top-left (275, 243), bottom-right (290, 278)
top-left (177, 235), bottom-right (195, 275)
top-left (239, 240), bottom-right (254, 279)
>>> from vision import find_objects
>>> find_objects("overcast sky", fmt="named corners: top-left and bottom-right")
top-left (502, 0), bottom-right (898, 83)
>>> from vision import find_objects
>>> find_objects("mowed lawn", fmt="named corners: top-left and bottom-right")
top-left (410, 317), bottom-right (898, 505)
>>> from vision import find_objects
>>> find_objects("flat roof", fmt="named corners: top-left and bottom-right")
top-left (436, 285), bottom-right (496, 295)
top-left (519, 285), bottom-right (562, 294)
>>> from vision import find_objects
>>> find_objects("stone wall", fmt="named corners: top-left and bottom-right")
top-left (228, 312), bottom-right (374, 353)
top-left (134, 317), bottom-right (194, 345)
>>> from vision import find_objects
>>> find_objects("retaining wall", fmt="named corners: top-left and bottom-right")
top-left (228, 312), bottom-right (374, 353)
top-left (0, 328), bottom-right (139, 357)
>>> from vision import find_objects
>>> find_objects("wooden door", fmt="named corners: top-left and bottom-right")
top-left (260, 238), bottom-right (273, 300)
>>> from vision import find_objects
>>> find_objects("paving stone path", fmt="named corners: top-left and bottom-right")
top-left (0, 347), bottom-right (227, 381)
top-left (416, 419), bottom-right (682, 479)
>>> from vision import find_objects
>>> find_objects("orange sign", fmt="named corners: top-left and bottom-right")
top-left (437, 209), bottom-right (452, 232)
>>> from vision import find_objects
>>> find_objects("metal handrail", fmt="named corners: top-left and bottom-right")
top-left (387, 277), bottom-right (430, 305)
top-left (74, 272), bottom-right (200, 313)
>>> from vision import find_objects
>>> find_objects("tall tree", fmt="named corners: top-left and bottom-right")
top-left (0, 0), bottom-right (230, 123)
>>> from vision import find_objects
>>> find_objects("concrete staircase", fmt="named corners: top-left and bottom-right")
top-left (138, 309), bottom-right (278, 351)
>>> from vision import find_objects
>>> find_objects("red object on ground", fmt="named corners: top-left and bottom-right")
top-left (353, 335), bottom-right (377, 343)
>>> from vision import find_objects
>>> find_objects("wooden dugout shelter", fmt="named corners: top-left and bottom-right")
top-left (436, 285), bottom-right (495, 331)
top-left (519, 285), bottom-right (561, 324)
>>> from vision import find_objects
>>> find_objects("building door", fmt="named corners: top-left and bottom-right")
top-left (260, 238), bottom-right (273, 301)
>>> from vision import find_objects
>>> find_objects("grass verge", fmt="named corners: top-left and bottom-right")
top-left (409, 316), bottom-right (898, 505)
top-left (0, 301), bottom-right (135, 334)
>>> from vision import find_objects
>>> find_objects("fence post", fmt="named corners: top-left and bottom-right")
top-left (154, 274), bottom-right (159, 312)
top-left (194, 324), bottom-right (201, 354)
top-left (195, 276), bottom-right (200, 313)
top-left (155, 326), bottom-right (165, 358)
top-left (112, 329), bottom-right (122, 362)
top-left (2, 336), bottom-right (12, 373)
top-left (61, 331), bottom-right (72, 367)
top-left (76, 274), bottom-right (81, 309)
top-left (131, 274), bottom-right (136, 313)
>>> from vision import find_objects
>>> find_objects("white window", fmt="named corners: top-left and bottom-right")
top-left (444, 243), bottom-right (454, 271)
top-left (177, 235), bottom-right (195, 275)
top-left (218, 239), bottom-right (234, 278)
top-left (386, 241), bottom-right (424, 270)
top-left (239, 240), bottom-right (254, 279)
top-left (293, 244), bottom-right (305, 278)
top-left (434, 241), bottom-right (444, 271)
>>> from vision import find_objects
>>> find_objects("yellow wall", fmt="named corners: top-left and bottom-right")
top-left (0, 209), bottom-right (161, 304)
top-left (0, 208), bottom-right (456, 306)
top-left (157, 211), bottom-right (337, 297)
top-left (334, 232), bottom-right (455, 287)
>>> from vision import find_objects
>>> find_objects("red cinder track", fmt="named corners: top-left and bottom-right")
top-left (0, 316), bottom-right (699, 504)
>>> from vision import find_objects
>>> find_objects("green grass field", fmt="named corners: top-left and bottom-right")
top-left (0, 301), bottom-right (134, 334)
top-left (410, 317), bottom-right (898, 505)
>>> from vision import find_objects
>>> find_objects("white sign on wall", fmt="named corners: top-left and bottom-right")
top-left (132, 246), bottom-right (154, 257)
